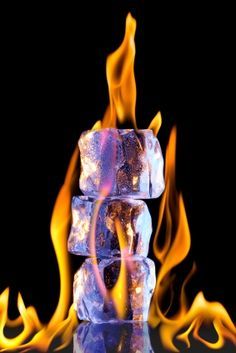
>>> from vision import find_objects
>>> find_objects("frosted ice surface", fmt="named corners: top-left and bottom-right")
top-left (73, 256), bottom-right (156, 322)
top-left (79, 129), bottom-right (164, 199)
top-left (68, 196), bottom-right (152, 257)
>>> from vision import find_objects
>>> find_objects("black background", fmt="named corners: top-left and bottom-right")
top-left (0, 0), bottom-right (235, 334)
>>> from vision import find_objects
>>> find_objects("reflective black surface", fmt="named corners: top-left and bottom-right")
top-left (24, 323), bottom-right (235, 352)
top-left (74, 322), bottom-right (153, 353)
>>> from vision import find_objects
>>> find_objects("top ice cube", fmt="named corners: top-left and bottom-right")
top-left (79, 129), bottom-right (164, 199)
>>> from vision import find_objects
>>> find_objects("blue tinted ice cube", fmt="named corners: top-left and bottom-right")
top-left (73, 256), bottom-right (156, 323)
top-left (79, 129), bottom-right (164, 199)
top-left (73, 322), bottom-right (154, 353)
top-left (68, 196), bottom-right (152, 257)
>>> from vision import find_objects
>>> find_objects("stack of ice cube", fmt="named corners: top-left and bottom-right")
top-left (68, 128), bottom-right (164, 322)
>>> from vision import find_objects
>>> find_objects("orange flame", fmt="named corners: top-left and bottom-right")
top-left (93, 13), bottom-right (161, 132)
top-left (149, 127), bottom-right (236, 351)
top-left (105, 13), bottom-right (136, 128)
top-left (148, 111), bottom-right (162, 136)
top-left (88, 189), bottom-right (129, 320)
top-left (110, 218), bottom-right (128, 319)
top-left (0, 147), bottom-right (79, 352)
top-left (88, 13), bottom-right (140, 320)
top-left (91, 13), bottom-right (137, 130)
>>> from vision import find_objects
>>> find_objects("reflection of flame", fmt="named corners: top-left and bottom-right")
top-left (0, 148), bottom-right (79, 351)
top-left (149, 127), bottom-right (236, 351)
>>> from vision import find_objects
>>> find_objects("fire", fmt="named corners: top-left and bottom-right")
top-left (0, 13), bottom-right (140, 348)
top-left (88, 187), bottom-right (129, 320)
top-left (148, 111), bottom-right (162, 136)
top-left (0, 148), bottom-right (79, 351)
top-left (1, 11), bottom-right (235, 352)
top-left (93, 13), bottom-right (137, 130)
top-left (149, 127), bottom-right (236, 351)
top-left (88, 13), bottom-right (137, 320)
top-left (110, 218), bottom-right (128, 319)
top-left (93, 12), bottom-right (162, 134)
top-left (105, 13), bottom-right (137, 128)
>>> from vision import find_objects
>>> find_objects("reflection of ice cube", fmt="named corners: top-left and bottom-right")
top-left (79, 128), bottom-right (164, 199)
top-left (73, 256), bottom-right (156, 323)
top-left (73, 322), bottom-right (154, 353)
top-left (68, 196), bottom-right (152, 257)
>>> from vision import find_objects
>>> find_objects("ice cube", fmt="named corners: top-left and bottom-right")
top-left (73, 322), bottom-right (154, 353)
top-left (68, 196), bottom-right (152, 257)
top-left (73, 256), bottom-right (156, 322)
top-left (79, 128), bottom-right (164, 199)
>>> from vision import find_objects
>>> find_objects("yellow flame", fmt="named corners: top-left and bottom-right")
top-left (0, 147), bottom-right (79, 351)
top-left (89, 192), bottom-right (128, 320)
top-left (49, 146), bottom-right (79, 326)
top-left (102, 13), bottom-right (137, 128)
top-left (89, 193), bottom-right (109, 300)
top-left (149, 126), bottom-right (236, 351)
top-left (110, 218), bottom-right (128, 319)
top-left (93, 13), bottom-right (162, 133)
top-left (89, 13), bottom-right (163, 320)
top-left (100, 13), bottom-right (162, 132)
top-left (92, 120), bottom-right (102, 130)
top-left (148, 111), bottom-right (162, 136)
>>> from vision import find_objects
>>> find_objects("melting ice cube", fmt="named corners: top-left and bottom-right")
top-left (79, 129), bottom-right (164, 199)
top-left (68, 196), bottom-right (152, 257)
top-left (73, 256), bottom-right (156, 323)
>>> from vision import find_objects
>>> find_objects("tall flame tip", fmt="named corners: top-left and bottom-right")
top-left (1, 287), bottom-right (10, 298)
top-left (92, 120), bottom-right (102, 130)
top-left (126, 12), bottom-right (136, 29)
top-left (148, 111), bottom-right (162, 136)
top-left (103, 10), bottom-right (137, 128)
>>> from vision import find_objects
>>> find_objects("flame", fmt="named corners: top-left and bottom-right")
top-left (92, 13), bottom-right (162, 134)
top-left (0, 147), bottom-right (79, 351)
top-left (91, 13), bottom-right (161, 133)
top-left (149, 127), bottom-right (236, 351)
top-left (105, 13), bottom-right (136, 127)
top-left (148, 111), bottom-right (162, 136)
top-left (89, 191), bottom-right (129, 320)
top-left (91, 120), bottom-right (102, 130)
top-left (89, 194), bottom-right (109, 300)
top-left (99, 13), bottom-right (137, 129)
top-left (110, 218), bottom-right (128, 319)
top-left (88, 13), bottom-right (162, 321)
